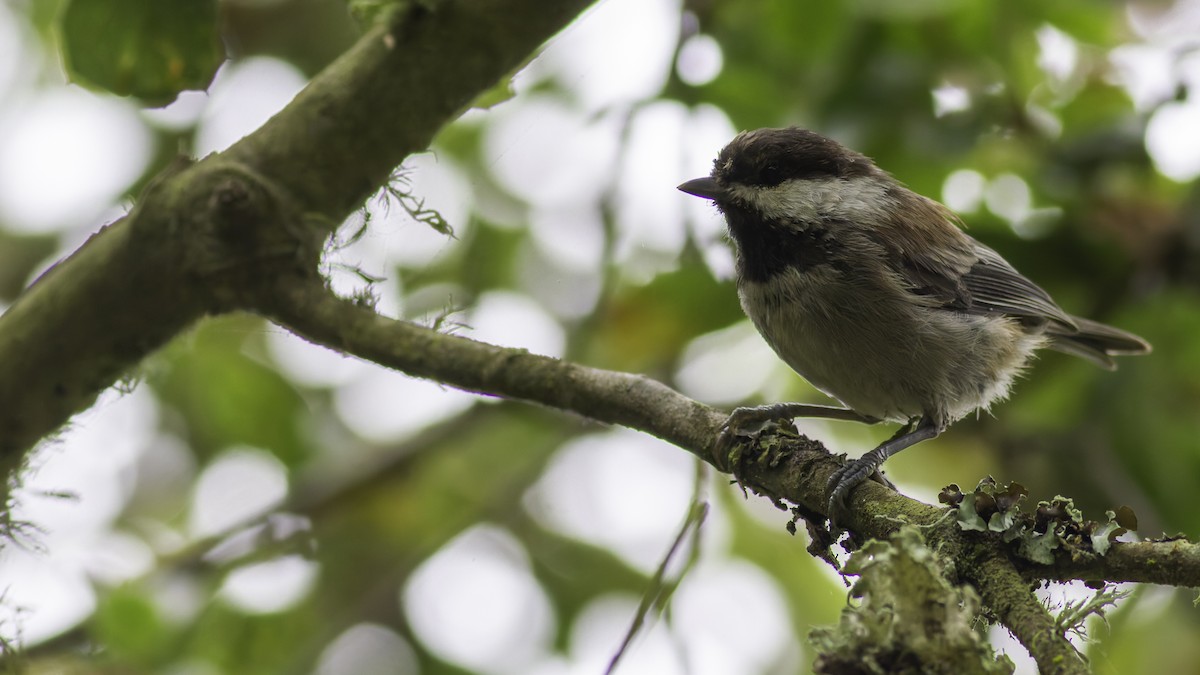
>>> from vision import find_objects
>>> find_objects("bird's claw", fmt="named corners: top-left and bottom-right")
top-left (714, 405), bottom-right (788, 471)
top-left (825, 464), bottom-right (855, 529)
top-left (825, 457), bottom-right (896, 529)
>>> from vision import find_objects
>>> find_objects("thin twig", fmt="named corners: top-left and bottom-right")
top-left (605, 498), bottom-right (709, 674)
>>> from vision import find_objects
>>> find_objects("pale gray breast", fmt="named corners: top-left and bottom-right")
top-left (738, 265), bottom-right (927, 420)
top-left (738, 266), bottom-right (1044, 423)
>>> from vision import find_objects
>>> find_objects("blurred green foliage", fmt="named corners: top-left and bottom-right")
top-left (60, 0), bottom-right (224, 105)
top-left (153, 317), bottom-right (316, 467)
top-left (6, 0), bottom-right (1200, 673)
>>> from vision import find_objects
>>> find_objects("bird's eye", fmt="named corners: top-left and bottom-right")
top-left (760, 164), bottom-right (782, 185)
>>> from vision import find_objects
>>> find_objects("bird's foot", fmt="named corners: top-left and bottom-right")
top-left (714, 404), bottom-right (809, 471)
top-left (826, 455), bottom-right (894, 530)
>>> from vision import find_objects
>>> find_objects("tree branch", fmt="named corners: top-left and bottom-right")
top-left (261, 274), bottom-right (726, 460)
top-left (259, 275), bottom-right (1195, 673)
top-left (0, 1), bottom-right (1190, 670)
top-left (226, 1), bottom-right (595, 223)
top-left (0, 0), bottom-right (596, 475)
top-left (263, 277), bottom-right (1200, 583)
top-left (1035, 537), bottom-right (1200, 587)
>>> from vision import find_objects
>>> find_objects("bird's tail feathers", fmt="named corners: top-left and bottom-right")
top-left (1047, 316), bottom-right (1151, 370)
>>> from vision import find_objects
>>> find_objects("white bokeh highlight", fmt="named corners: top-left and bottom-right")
top-left (0, 88), bottom-right (151, 233)
top-left (83, 531), bottom-right (156, 585)
top-left (329, 152), bottom-right (473, 284)
top-left (614, 101), bottom-right (690, 268)
top-left (218, 554), bottom-right (319, 614)
top-left (676, 33), bottom-right (724, 86)
top-left (484, 96), bottom-right (621, 207)
top-left (984, 173), bottom-right (1033, 225)
top-left (266, 329), bottom-right (369, 389)
top-left (188, 447), bottom-right (289, 539)
top-left (142, 90), bottom-right (210, 130)
top-left (0, 550), bottom-right (96, 646)
top-left (524, 429), bottom-right (696, 571)
top-left (1116, 2), bottom-right (1200, 178)
top-left (531, 567), bottom-right (795, 675)
top-left (675, 320), bottom-right (781, 405)
top-left (16, 387), bottom-right (158, 537)
top-left (403, 525), bottom-right (554, 674)
top-left (558, 594), bottom-right (682, 674)
top-left (151, 574), bottom-right (206, 626)
top-left (316, 623), bottom-right (420, 675)
top-left (1109, 44), bottom-right (1177, 111)
top-left (671, 560), bottom-right (797, 674)
top-left (1146, 99), bottom-right (1200, 182)
top-left (516, 247), bottom-right (606, 320)
top-left (334, 369), bottom-right (476, 443)
top-left (1036, 24), bottom-right (1080, 87)
top-left (0, 387), bottom-right (159, 646)
top-left (0, 3), bottom-right (31, 101)
top-left (932, 83), bottom-right (971, 117)
top-left (942, 169), bottom-right (986, 213)
top-left (467, 290), bottom-right (566, 358)
top-left (528, 204), bottom-right (607, 273)
top-left (522, 0), bottom-right (679, 113)
top-left (194, 57), bottom-right (308, 155)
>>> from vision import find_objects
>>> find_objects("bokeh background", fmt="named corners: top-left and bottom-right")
top-left (1, 0), bottom-right (1199, 673)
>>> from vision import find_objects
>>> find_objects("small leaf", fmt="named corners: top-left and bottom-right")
top-left (938, 483), bottom-right (963, 506)
top-left (1114, 505), bottom-right (1138, 531)
top-left (974, 491), bottom-right (997, 519)
top-left (994, 482), bottom-right (1028, 512)
top-left (60, 0), bottom-right (224, 105)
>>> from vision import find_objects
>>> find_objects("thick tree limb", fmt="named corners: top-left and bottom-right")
top-left (226, 1), bottom-right (595, 223)
top-left (0, 0), bottom-right (596, 475)
top-left (0, 165), bottom-right (222, 469)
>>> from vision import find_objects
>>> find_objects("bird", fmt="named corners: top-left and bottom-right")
top-left (677, 127), bottom-right (1150, 526)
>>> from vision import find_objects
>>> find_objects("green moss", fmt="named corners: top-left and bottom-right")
top-left (810, 526), bottom-right (1014, 675)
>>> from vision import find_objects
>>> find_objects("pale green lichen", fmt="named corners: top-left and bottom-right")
top-left (940, 478), bottom-right (1136, 564)
top-left (1054, 586), bottom-right (1130, 640)
top-left (810, 526), bottom-right (1014, 675)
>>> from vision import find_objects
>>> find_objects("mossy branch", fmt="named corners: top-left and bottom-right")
top-left (0, 1), bottom-right (1193, 671)
top-left (259, 274), bottom-right (1196, 675)
top-left (0, 0), bottom-right (596, 475)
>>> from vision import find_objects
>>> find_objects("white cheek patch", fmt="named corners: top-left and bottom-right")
top-left (727, 176), bottom-right (895, 225)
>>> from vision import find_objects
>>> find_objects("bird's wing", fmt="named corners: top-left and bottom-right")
top-left (958, 242), bottom-right (1076, 328)
top-left (869, 191), bottom-right (1077, 329)
top-left (897, 237), bottom-right (1076, 329)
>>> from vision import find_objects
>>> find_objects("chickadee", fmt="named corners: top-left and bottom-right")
top-left (678, 127), bottom-right (1150, 525)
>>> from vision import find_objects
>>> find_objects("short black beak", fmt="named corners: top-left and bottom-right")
top-left (677, 176), bottom-right (726, 201)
